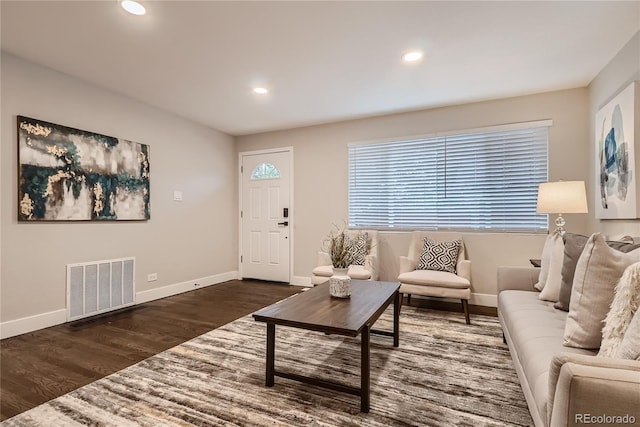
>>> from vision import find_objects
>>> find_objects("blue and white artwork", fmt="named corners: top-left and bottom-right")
top-left (595, 82), bottom-right (638, 219)
top-left (18, 116), bottom-right (150, 221)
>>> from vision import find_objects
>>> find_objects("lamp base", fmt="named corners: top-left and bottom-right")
top-left (554, 214), bottom-right (566, 236)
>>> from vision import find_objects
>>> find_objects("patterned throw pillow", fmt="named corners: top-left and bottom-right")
top-left (346, 232), bottom-right (368, 266)
top-left (416, 237), bottom-right (461, 273)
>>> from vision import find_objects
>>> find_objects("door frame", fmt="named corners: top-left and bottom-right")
top-left (238, 147), bottom-right (294, 282)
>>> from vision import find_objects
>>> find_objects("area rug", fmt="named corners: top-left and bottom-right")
top-left (2, 306), bottom-right (533, 426)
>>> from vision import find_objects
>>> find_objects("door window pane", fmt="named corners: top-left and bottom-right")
top-left (251, 162), bottom-right (280, 180)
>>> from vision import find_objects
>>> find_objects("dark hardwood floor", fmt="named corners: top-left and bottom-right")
top-left (0, 279), bottom-right (495, 421)
top-left (0, 279), bottom-right (301, 421)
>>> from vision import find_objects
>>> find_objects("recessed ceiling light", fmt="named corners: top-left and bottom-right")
top-left (121, 0), bottom-right (146, 16)
top-left (402, 51), bottom-right (423, 63)
top-left (253, 87), bottom-right (268, 94)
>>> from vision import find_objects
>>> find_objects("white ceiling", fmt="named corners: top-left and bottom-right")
top-left (2, 1), bottom-right (639, 136)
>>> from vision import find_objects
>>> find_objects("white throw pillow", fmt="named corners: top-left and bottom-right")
top-left (564, 233), bottom-right (640, 349)
top-left (535, 232), bottom-right (561, 292)
top-left (616, 308), bottom-right (640, 360)
top-left (599, 262), bottom-right (640, 357)
top-left (538, 232), bottom-right (565, 302)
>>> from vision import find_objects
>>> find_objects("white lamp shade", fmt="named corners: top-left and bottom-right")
top-left (537, 181), bottom-right (588, 214)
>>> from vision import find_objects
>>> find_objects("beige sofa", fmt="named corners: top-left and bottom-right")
top-left (497, 266), bottom-right (640, 427)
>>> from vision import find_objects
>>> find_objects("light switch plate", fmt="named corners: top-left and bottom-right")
top-left (173, 190), bottom-right (183, 201)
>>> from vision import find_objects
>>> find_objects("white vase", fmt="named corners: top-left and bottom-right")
top-left (329, 267), bottom-right (351, 298)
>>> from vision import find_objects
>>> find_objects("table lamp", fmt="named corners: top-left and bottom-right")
top-left (536, 181), bottom-right (588, 235)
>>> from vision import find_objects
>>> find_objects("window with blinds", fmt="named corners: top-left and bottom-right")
top-left (348, 122), bottom-right (550, 232)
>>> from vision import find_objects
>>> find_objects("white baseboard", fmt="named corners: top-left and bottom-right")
top-left (136, 271), bottom-right (239, 304)
top-left (0, 270), bottom-right (239, 340)
top-left (290, 275), bottom-right (312, 287)
top-left (470, 293), bottom-right (497, 307)
top-left (292, 276), bottom-right (498, 307)
top-left (1, 274), bottom-right (494, 340)
top-left (0, 308), bottom-right (67, 340)
top-left (410, 293), bottom-right (497, 308)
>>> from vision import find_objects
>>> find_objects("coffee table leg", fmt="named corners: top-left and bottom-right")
top-left (361, 324), bottom-right (370, 412)
top-left (393, 290), bottom-right (400, 348)
top-left (266, 323), bottom-right (275, 387)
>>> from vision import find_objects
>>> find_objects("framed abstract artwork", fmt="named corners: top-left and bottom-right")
top-left (595, 81), bottom-right (639, 219)
top-left (18, 116), bottom-right (150, 221)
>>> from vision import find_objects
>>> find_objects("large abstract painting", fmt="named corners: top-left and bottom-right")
top-left (595, 81), bottom-right (639, 219)
top-left (18, 116), bottom-right (150, 221)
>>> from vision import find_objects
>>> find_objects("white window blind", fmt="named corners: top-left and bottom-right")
top-left (348, 123), bottom-right (549, 232)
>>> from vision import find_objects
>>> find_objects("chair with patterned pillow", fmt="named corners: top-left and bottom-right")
top-left (398, 231), bottom-right (472, 324)
top-left (311, 230), bottom-right (379, 285)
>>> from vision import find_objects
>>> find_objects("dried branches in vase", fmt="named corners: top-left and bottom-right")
top-left (324, 225), bottom-right (353, 298)
top-left (325, 227), bottom-right (353, 269)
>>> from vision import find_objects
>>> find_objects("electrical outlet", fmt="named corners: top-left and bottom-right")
top-left (147, 273), bottom-right (158, 282)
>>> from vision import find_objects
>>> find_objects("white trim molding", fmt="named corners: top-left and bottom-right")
top-left (290, 275), bottom-right (312, 287)
top-left (410, 292), bottom-right (497, 308)
top-left (288, 277), bottom-right (497, 307)
top-left (136, 271), bottom-right (238, 304)
top-left (0, 309), bottom-right (67, 340)
top-left (0, 271), bottom-right (239, 339)
top-left (469, 293), bottom-right (497, 308)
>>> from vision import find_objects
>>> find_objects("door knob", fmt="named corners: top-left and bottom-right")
top-left (277, 221), bottom-right (289, 226)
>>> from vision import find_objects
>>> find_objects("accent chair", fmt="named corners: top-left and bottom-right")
top-left (397, 231), bottom-right (472, 324)
top-left (311, 230), bottom-right (379, 285)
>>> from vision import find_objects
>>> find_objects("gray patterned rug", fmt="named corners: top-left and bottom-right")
top-left (2, 306), bottom-right (533, 426)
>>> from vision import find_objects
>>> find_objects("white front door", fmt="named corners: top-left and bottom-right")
top-left (240, 149), bottom-right (291, 282)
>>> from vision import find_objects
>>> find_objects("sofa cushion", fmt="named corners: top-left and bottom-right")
top-left (398, 269), bottom-right (469, 289)
top-left (499, 290), bottom-right (594, 424)
top-left (600, 262), bottom-right (640, 357)
top-left (564, 233), bottom-right (640, 349)
top-left (416, 238), bottom-right (461, 273)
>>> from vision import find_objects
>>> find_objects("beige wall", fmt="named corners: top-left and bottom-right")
top-left (236, 88), bottom-right (590, 300)
top-left (0, 53), bottom-right (237, 323)
top-left (588, 31), bottom-right (640, 237)
top-left (3, 32), bottom-right (616, 323)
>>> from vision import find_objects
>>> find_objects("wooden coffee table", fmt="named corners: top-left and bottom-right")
top-left (252, 280), bottom-right (401, 412)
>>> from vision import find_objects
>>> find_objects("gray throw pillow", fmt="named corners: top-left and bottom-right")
top-left (416, 237), bottom-right (461, 273)
top-left (554, 233), bottom-right (640, 311)
top-left (554, 234), bottom-right (589, 311)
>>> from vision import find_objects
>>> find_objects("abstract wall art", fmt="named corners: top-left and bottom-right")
top-left (595, 81), bottom-right (639, 219)
top-left (18, 116), bottom-right (150, 221)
